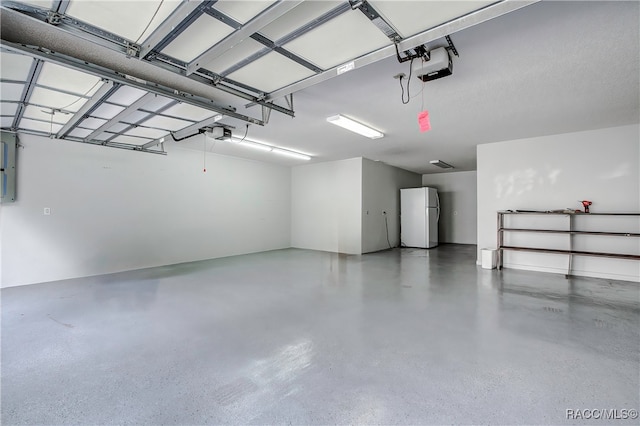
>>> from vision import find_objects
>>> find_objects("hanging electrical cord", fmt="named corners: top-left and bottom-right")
top-left (135, 0), bottom-right (165, 44)
top-left (411, 57), bottom-right (426, 99)
top-left (420, 69), bottom-right (426, 111)
top-left (49, 108), bottom-right (54, 136)
top-left (399, 57), bottom-right (414, 104)
top-left (238, 124), bottom-right (249, 143)
top-left (203, 132), bottom-right (207, 173)
top-left (409, 82), bottom-right (425, 100)
top-left (52, 79), bottom-right (103, 113)
top-left (384, 213), bottom-right (392, 249)
top-left (41, 79), bottom-right (103, 138)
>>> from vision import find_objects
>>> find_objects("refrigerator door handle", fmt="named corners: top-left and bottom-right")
top-left (435, 192), bottom-right (441, 222)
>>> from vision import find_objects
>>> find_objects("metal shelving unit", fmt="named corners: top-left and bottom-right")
top-left (497, 211), bottom-right (640, 278)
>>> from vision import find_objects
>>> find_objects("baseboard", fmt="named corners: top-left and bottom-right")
top-left (503, 263), bottom-right (640, 283)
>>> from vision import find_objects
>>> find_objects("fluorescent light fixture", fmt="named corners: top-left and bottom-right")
top-left (272, 148), bottom-right (311, 161)
top-left (236, 140), bottom-right (273, 152)
top-left (228, 137), bottom-right (310, 159)
top-left (220, 135), bottom-right (311, 160)
top-left (229, 138), bottom-right (273, 151)
top-left (430, 160), bottom-right (454, 169)
top-left (326, 114), bottom-right (383, 139)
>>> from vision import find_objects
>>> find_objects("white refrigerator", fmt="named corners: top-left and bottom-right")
top-left (400, 187), bottom-right (440, 248)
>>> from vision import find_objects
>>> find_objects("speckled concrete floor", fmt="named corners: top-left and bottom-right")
top-left (2, 245), bottom-right (639, 425)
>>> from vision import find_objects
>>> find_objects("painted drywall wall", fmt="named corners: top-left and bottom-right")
top-left (362, 159), bottom-right (421, 253)
top-left (477, 124), bottom-right (640, 282)
top-left (291, 157), bottom-right (362, 254)
top-left (422, 171), bottom-right (477, 245)
top-left (291, 157), bottom-right (420, 255)
top-left (0, 134), bottom-right (291, 287)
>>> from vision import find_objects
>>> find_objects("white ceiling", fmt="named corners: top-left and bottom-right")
top-left (370, 1), bottom-right (495, 39)
top-left (1, 1), bottom-right (639, 173)
top-left (211, 0), bottom-right (640, 173)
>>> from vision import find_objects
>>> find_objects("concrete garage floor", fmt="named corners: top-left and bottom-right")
top-left (1, 244), bottom-right (639, 425)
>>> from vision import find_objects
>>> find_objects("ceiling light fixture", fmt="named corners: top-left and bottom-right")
top-left (232, 138), bottom-right (272, 152)
top-left (326, 115), bottom-right (383, 139)
top-left (430, 160), bottom-right (454, 169)
top-left (272, 148), bottom-right (311, 161)
top-left (226, 136), bottom-right (311, 160)
top-left (241, 141), bottom-right (273, 152)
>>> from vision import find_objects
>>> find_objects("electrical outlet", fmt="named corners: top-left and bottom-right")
top-left (44, 207), bottom-right (51, 215)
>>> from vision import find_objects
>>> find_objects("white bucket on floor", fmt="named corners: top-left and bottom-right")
top-left (481, 249), bottom-right (497, 269)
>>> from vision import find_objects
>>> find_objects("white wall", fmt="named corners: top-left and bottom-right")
top-left (477, 124), bottom-right (640, 282)
top-left (422, 171), bottom-right (477, 245)
top-left (362, 158), bottom-right (421, 253)
top-left (291, 157), bottom-right (362, 254)
top-left (0, 134), bottom-right (291, 287)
